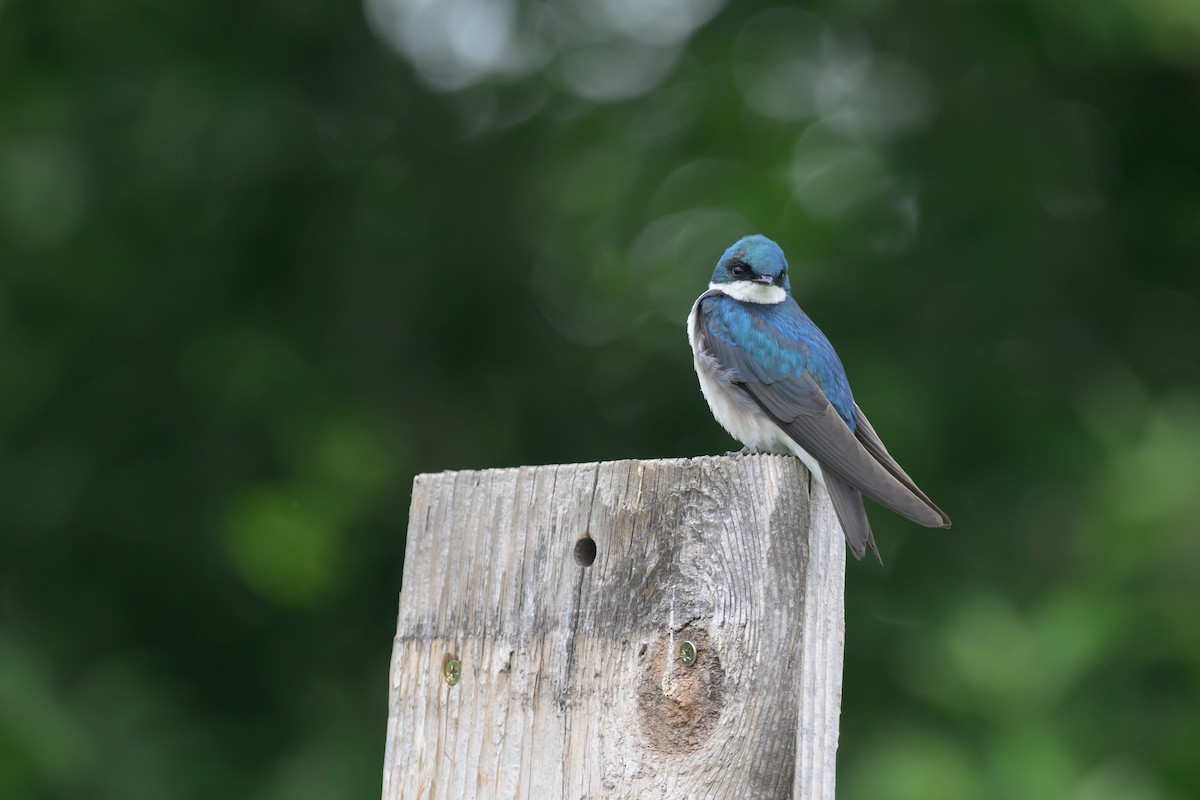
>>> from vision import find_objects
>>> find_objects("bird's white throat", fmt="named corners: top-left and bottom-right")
top-left (709, 281), bottom-right (787, 304)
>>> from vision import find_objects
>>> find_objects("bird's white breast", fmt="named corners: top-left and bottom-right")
top-left (686, 292), bottom-right (825, 484)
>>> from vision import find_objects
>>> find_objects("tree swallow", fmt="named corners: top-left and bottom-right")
top-left (687, 234), bottom-right (951, 561)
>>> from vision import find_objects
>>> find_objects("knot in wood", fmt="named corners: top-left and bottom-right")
top-left (637, 629), bottom-right (724, 754)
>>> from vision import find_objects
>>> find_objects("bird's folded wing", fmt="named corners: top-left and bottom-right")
top-left (782, 402), bottom-right (950, 527)
top-left (776, 400), bottom-right (948, 528)
top-left (853, 404), bottom-right (951, 527)
top-left (698, 305), bottom-right (949, 529)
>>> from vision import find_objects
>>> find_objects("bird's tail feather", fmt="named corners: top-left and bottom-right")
top-left (824, 471), bottom-right (882, 564)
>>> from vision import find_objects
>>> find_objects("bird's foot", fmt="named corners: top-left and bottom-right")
top-left (725, 445), bottom-right (761, 457)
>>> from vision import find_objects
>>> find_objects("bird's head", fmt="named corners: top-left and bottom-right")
top-left (709, 234), bottom-right (791, 303)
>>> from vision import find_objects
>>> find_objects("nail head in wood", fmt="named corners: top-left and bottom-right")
top-left (442, 656), bottom-right (461, 686)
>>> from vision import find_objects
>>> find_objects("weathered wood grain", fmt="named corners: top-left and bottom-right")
top-left (382, 455), bottom-right (846, 800)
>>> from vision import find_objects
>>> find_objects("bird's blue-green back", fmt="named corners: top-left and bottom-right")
top-left (701, 293), bottom-right (856, 429)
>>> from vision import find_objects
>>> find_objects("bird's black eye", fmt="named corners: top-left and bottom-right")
top-left (730, 262), bottom-right (749, 278)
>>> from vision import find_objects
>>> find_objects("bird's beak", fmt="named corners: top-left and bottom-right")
top-left (752, 274), bottom-right (776, 285)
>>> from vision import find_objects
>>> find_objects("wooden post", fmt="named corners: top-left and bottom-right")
top-left (382, 455), bottom-right (846, 799)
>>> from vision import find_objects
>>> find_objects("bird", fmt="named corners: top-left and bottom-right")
top-left (687, 234), bottom-right (950, 561)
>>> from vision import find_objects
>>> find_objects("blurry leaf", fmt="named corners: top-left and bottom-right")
top-left (0, 635), bottom-right (92, 790)
top-left (0, 138), bottom-right (88, 248)
top-left (299, 416), bottom-right (397, 497)
top-left (986, 723), bottom-right (1077, 800)
top-left (844, 727), bottom-right (986, 800)
top-left (223, 487), bottom-right (343, 606)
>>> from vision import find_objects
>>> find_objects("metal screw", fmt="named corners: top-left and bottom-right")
top-left (443, 658), bottom-right (462, 686)
top-left (678, 640), bottom-right (697, 666)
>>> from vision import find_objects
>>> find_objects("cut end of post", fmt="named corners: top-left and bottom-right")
top-left (385, 456), bottom-right (845, 799)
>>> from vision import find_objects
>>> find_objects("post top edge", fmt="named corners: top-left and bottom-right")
top-left (410, 453), bottom-right (805, 483)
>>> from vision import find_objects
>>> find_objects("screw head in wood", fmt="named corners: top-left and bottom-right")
top-left (678, 640), bottom-right (697, 666)
top-left (443, 658), bottom-right (462, 686)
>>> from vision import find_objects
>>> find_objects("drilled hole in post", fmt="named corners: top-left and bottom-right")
top-left (574, 535), bottom-right (597, 567)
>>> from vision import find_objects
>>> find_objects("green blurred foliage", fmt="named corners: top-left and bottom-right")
top-left (2, 0), bottom-right (1199, 797)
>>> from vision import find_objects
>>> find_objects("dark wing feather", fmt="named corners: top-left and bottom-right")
top-left (777, 399), bottom-right (947, 528)
top-left (853, 404), bottom-right (951, 528)
top-left (697, 301), bottom-right (948, 529)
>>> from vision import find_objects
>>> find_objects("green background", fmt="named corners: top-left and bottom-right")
top-left (4, 0), bottom-right (1199, 797)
